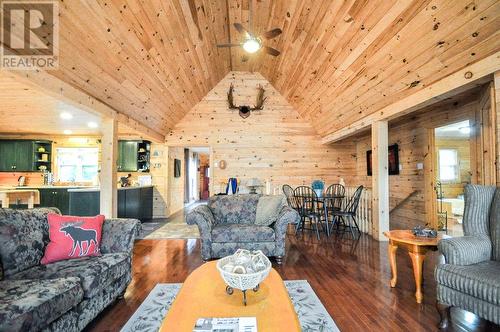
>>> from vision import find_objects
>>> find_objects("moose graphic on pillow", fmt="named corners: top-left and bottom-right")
top-left (60, 221), bottom-right (100, 256)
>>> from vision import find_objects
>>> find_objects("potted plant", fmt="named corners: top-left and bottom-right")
top-left (311, 180), bottom-right (324, 198)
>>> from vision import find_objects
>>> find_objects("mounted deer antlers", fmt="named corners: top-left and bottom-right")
top-left (227, 83), bottom-right (267, 118)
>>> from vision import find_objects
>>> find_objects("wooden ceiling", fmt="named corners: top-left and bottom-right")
top-left (3, 0), bottom-right (499, 140)
top-left (0, 74), bottom-right (140, 136)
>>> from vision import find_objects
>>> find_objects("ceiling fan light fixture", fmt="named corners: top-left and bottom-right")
top-left (242, 38), bottom-right (261, 53)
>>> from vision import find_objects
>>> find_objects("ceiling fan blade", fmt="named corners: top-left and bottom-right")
top-left (262, 28), bottom-right (282, 40)
top-left (217, 44), bottom-right (241, 48)
top-left (233, 23), bottom-right (249, 35)
top-left (263, 46), bottom-right (280, 56)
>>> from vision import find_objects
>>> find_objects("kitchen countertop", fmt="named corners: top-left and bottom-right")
top-left (68, 185), bottom-right (154, 192)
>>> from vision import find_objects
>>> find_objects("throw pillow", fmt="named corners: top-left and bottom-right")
top-left (255, 195), bottom-right (287, 226)
top-left (41, 213), bottom-right (105, 265)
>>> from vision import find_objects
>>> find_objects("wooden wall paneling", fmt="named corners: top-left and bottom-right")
top-left (166, 71), bottom-right (358, 196)
top-left (350, 88), bottom-right (481, 230)
top-left (371, 121), bottom-right (389, 241)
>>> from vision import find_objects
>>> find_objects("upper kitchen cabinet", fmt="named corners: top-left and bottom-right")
top-left (0, 140), bottom-right (52, 172)
top-left (118, 140), bottom-right (151, 172)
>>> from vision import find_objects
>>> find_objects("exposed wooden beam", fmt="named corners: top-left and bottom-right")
top-left (371, 121), bottom-right (389, 241)
top-left (100, 117), bottom-right (118, 218)
top-left (322, 52), bottom-right (500, 144)
top-left (4, 70), bottom-right (165, 142)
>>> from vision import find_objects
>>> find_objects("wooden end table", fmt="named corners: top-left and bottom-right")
top-left (384, 230), bottom-right (448, 304)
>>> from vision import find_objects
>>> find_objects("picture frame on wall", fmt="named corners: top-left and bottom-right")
top-left (174, 159), bottom-right (181, 178)
top-left (366, 144), bottom-right (400, 176)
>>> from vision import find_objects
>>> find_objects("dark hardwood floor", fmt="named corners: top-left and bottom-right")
top-left (87, 230), bottom-right (500, 332)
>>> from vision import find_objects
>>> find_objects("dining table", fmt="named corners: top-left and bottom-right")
top-left (297, 193), bottom-right (345, 236)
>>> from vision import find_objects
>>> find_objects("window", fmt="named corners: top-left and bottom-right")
top-left (57, 148), bottom-right (98, 182)
top-left (438, 149), bottom-right (459, 182)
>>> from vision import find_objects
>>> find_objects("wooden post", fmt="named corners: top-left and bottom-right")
top-left (371, 121), bottom-right (390, 241)
top-left (100, 117), bottom-right (118, 218)
top-left (494, 71), bottom-right (500, 187)
top-left (424, 129), bottom-right (438, 229)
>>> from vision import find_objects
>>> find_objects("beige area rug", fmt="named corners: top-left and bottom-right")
top-left (138, 219), bottom-right (200, 239)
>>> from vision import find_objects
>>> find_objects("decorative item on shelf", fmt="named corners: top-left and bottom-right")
top-left (311, 180), bottom-right (324, 198)
top-left (226, 178), bottom-right (238, 195)
top-left (412, 225), bottom-right (438, 238)
top-left (40, 153), bottom-right (49, 161)
top-left (38, 165), bottom-right (47, 171)
top-left (227, 84), bottom-right (267, 119)
top-left (37, 147), bottom-right (46, 152)
top-left (120, 174), bottom-right (132, 187)
top-left (246, 178), bottom-right (262, 194)
top-left (138, 148), bottom-right (146, 153)
top-left (216, 249), bottom-right (272, 305)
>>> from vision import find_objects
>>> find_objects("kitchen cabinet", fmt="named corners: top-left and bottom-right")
top-left (0, 140), bottom-right (51, 172)
top-left (117, 140), bottom-right (151, 172)
top-left (39, 188), bottom-right (70, 214)
top-left (118, 141), bottom-right (139, 172)
top-left (68, 186), bottom-right (153, 220)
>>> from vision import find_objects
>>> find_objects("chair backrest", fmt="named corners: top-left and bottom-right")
top-left (325, 184), bottom-right (345, 210)
top-left (490, 189), bottom-right (500, 261)
top-left (294, 186), bottom-right (320, 215)
top-left (462, 184), bottom-right (496, 237)
top-left (282, 184), bottom-right (296, 207)
top-left (345, 186), bottom-right (363, 215)
top-left (208, 194), bottom-right (260, 225)
top-left (462, 184), bottom-right (500, 262)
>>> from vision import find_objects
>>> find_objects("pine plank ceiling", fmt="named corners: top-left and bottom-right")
top-left (10, 0), bottom-right (500, 139)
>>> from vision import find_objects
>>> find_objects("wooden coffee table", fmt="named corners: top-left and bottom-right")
top-left (384, 230), bottom-right (448, 304)
top-left (160, 261), bottom-right (301, 332)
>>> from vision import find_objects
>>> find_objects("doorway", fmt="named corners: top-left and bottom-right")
top-left (184, 147), bottom-right (210, 205)
top-left (433, 120), bottom-right (473, 236)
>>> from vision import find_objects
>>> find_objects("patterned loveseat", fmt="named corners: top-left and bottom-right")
top-left (0, 208), bottom-right (140, 332)
top-left (435, 185), bottom-right (500, 328)
top-left (186, 195), bottom-right (300, 264)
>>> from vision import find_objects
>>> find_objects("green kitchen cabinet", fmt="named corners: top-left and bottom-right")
top-left (14, 141), bottom-right (35, 171)
top-left (0, 140), bottom-right (51, 172)
top-left (39, 188), bottom-right (70, 214)
top-left (118, 141), bottom-right (139, 172)
top-left (0, 140), bottom-right (13, 171)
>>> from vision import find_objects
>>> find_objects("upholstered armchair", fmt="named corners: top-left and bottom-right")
top-left (435, 184), bottom-right (499, 328)
top-left (186, 194), bottom-right (299, 264)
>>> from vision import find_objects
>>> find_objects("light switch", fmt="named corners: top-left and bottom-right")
top-left (416, 163), bottom-right (424, 170)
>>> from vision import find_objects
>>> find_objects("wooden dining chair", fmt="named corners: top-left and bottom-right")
top-left (332, 185), bottom-right (363, 238)
top-left (293, 186), bottom-right (324, 240)
top-left (325, 184), bottom-right (346, 231)
top-left (282, 184), bottom-right (296, 208)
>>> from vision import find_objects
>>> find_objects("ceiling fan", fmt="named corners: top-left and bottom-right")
top-left (217, 2), bottom-right (282, 57)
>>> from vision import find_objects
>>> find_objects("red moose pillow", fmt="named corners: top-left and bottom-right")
top-left (41, 213), bottom-right (105, 265)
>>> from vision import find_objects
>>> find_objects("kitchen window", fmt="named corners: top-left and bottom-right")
top-left (438, 149), bottom-right (459, 182)
top-left (56, 147), bottom-right (98, 182)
